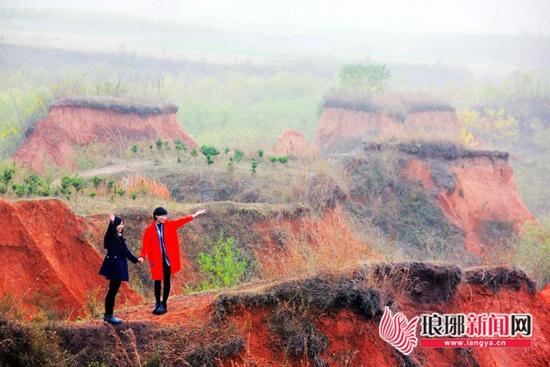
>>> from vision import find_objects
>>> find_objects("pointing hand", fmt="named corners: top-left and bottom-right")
top-left (193, 208), bottom-right (207, 218)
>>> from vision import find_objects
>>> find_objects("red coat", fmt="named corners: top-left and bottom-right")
top-left (140, 215), bottom-right (193, 280)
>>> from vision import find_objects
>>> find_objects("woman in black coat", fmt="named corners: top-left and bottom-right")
top-left (98, 215), bottom-right (142, 324)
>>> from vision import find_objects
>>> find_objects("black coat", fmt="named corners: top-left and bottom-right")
top-left (99, 234), bottom-right (138, 281)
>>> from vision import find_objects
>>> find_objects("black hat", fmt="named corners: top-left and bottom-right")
top-left (153, 207), bottom-right (168, 219)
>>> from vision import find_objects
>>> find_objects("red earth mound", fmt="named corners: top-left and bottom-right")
top-left (399, 151), bottom-right (534, 256)
top-left (314, 108), bottom-right (462, 151)
top-left (13, 97), bottom-right (197, 172)
top-left (51, 264), bottom-right (548, 366)
top-left (0, 198), bottom-right (141, 319)
top-left (272, 129), bottom-right (316, 157)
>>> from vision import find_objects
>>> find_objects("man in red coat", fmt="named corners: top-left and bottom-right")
top-left (139, 207), bottom-right (206, 315)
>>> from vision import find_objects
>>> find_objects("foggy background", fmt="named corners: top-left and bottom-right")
top-left (1, 0), bottom-right (549, 218)
top-left (4, 0), bottom-right (550, 35)
top-left (1, 0), bottom-right (549, 71)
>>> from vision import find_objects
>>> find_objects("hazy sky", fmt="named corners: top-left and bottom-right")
top-left (4, 0), bottom-right (550, 36)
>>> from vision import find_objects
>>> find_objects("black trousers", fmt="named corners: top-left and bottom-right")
top-left (154, 262), bottom-right (171, 305)
top-left (105, 279), bottom-right (121, 315)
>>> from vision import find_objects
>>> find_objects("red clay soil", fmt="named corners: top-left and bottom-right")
top-left (253, 206), bottom-right (382, 279)
top-left (401, 156), bottom-right (534, 256)
top-left (272, 129), bottom-right (316, 157)
top-left (78, 265), bottom-right (549, 367)
top-left (0, 198), bottom-right (141, 319)
top-left (14, 102), bottom-right (197, 172)
top-left (314, 108), bottom-right (462, 150)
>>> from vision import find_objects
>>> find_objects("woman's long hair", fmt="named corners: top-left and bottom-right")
top-left (104, 216), bottom-right (124, 249)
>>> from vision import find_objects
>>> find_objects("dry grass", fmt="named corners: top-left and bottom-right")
top-left (50, 96), bottom-right (177, 116)
top-left (125, 175), bottom-right (170, 201)
top-left (255, 207), bottom-right (382, 281)
top-left (323, 89), bottom-right (454, 118)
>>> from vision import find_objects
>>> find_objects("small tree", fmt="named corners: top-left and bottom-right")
top-left (59, 176), bottom-right (74, 199)
top-left (70, 175), bottom-right (86, 194)
top-left (233, 150), bottom-right (244, 163)
top-left (200, 145), bottom-right (220, 165)
top-left (250, 158), bottom-right (259, 175)
top-left (155, 139), bottom-right (164, 151)
top-left (174, 139), bottom-right (186, 152)
top-left (91, 176), bottom-right (104, 189)
top-left (130, 144), bottom-right (138, 154)
top-left (257, 149), bottom-right (264, 158)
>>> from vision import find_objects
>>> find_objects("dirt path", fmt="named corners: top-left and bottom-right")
top-left (79, 159), bottom-right (155, 178)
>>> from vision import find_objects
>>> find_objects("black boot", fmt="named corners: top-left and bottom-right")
top-left (156, 302), bottom-right (167, 315)
top-left (104, 314), bottom-right (122, 325)
top-left (152, 303), bottom-right (161, 315)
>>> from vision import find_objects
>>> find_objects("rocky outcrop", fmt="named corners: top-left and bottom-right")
top-left (14, 97), bottom-right (197, 172)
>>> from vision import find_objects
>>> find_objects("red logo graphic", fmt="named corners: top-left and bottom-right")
top-left (379, 306), bottom-right (420, 355)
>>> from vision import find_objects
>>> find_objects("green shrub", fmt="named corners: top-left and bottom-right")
top-left (233, 149), bottom-right (244, 163)
top-left (59, 176), bottom-right (73, 199)
top-left (24, 173), bottom-right (41, 195)
top-left (257, 149), bottom-right (264, 158)
top-left (1, 166), bottom-right (15, 184)
top-left (130, 144), bottom-right (138, 154)
top-left (190, 148), bottom-right (198, 157)
top-left (12, 183), bottom-right (27, 198)
top-left (268, 155), bottom-right (289, 164)
top-left (155, 138), bottom-right (164, 151)
top-left (196, 234), bottom-right (249, 290)
top-left (90, 176), bottom-right (104, 189)
top-left (70, 175), bottom-right (86, 194)
top-left (58, 175), bottom-right (86, 200)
